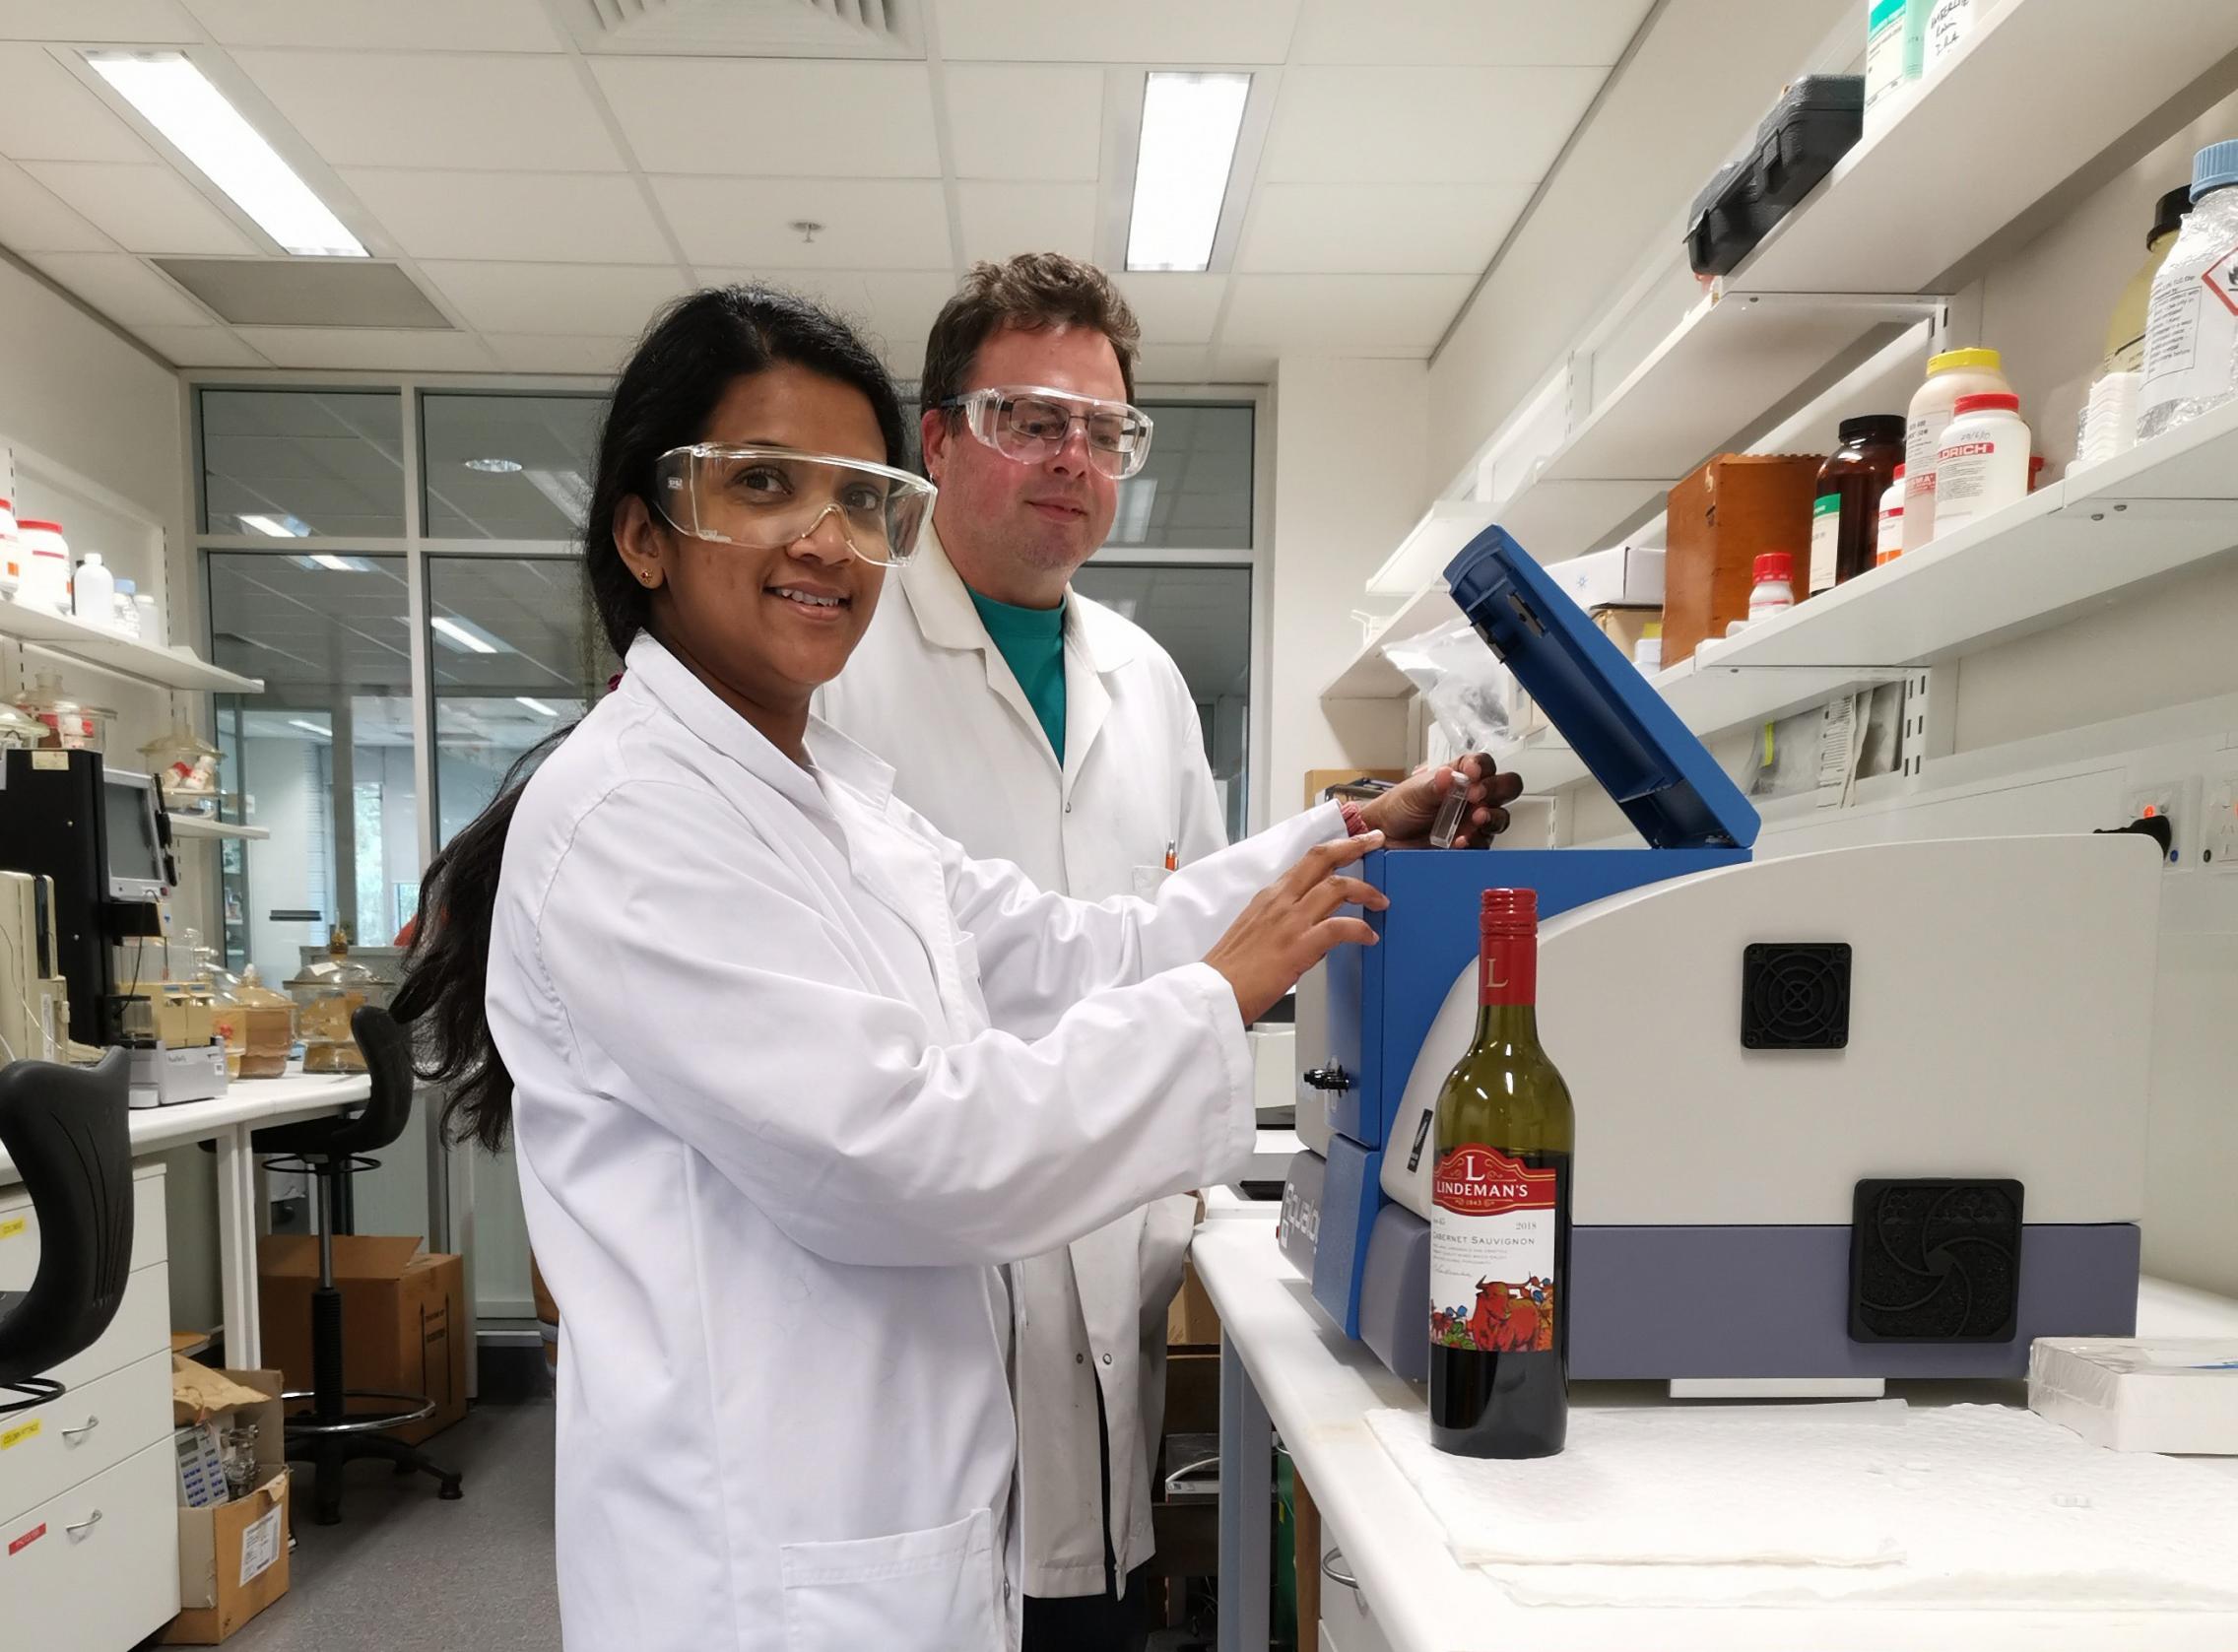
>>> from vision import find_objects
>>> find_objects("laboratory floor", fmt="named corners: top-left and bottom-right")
top-left (214, 1398), bottom-right (560, 1651)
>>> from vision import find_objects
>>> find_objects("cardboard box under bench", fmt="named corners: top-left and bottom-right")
top-left (165, 1368), bottom-right (291, 1645)
top-left (256, 1235), bottom-right (468, 1446)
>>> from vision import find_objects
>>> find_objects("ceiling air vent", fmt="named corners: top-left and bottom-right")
top-left (151, 260), bottom-right (452, 330)
top-left (562, 0), bottom-right (919, 56)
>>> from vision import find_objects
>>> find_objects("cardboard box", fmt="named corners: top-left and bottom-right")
top-left (257, 1236), bottom-right (468, 1446)
top-left (1550, 543), bottom-right (1665, 611)
top-left (165, 1368), bottom-right (291, 1645)
top-left (1663, 453), bottom-right (1823, 665)
top-left (1303, 768), bottom-right (1407, 812)
top-left (1167, 1257), bottom-right (1221, 1348)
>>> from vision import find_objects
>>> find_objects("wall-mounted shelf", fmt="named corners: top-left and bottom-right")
top-left (1342, 394), bottom-right (2238, 795)
top-left (0, 603), bottom-right (262, 694)
top-left (166, 813), bottom-right (268, 842)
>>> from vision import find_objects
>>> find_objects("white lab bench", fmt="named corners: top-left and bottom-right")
top-left (1194, 1220), bottom-right (2238, 1652)
top-left (0, 1068), bottom-right (369, 1369)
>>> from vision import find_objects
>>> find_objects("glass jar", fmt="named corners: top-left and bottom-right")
top-left (230, 965), bottom-right (296, 1080)
top-left (140, 721), bottom-right (223, 814)
top-left (0, 700), bottom-right (41, 752)
top-left (287, 929), bottom-right (375, 1074)
top-left (18, 671), bottom-right (112, 753)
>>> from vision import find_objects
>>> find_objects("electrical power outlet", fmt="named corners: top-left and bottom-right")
top-left (2205, 773), bottom-right (2238, 873)
top-left (2126, 778), bottom-right (2197, 867)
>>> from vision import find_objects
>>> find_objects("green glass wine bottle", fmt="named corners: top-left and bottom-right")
top-left (1428, 887), bottom-right (1573, 1458)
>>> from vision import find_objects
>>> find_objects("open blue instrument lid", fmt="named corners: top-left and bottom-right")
top-left (1446, 527), bottom-right (1759, 850)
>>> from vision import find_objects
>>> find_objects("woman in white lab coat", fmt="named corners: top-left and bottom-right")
top-left (392, 286), bottom-right (1508, 1652)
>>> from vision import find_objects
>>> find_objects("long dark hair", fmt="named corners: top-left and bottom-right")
top-left (391, 286), bottom-right (909, 1153)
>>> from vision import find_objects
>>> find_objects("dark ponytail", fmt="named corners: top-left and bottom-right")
top-left (392, 285), bottom-right (909, 1153)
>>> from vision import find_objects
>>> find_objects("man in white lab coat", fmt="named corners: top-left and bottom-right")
top-left (817, 252), bottom-right (1217, 1649)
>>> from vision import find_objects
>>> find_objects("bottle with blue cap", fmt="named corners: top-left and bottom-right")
top-left (2138, 139), bottom-right (2238, 442)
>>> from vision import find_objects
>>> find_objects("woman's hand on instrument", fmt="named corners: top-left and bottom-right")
top-left (1205, 833), bottom-right (1390, 1024)
top-left (1357, 754), bottom-right (1522, 848)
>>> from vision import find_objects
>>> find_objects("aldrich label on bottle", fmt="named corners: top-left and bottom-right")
top-left (1430, 1145), bottom-right (1557, 1355)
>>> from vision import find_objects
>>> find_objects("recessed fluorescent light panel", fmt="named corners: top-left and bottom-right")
top-left (516, 697), bottom-right (560, 718)
top-left (287, 718), bottom-right (332, 740)
top-left (239, 512), bottom-right (309, 537)
top-left (429, 615), bottom-right (510, 656)
top-left (84, 52), bottom-right (365, 258)
top-left (289, 553), bottom-right (375, 573)
top-left (464, 457), bottom-right (522, 474)
top-left (1126, 72), bottom-right (1251, 273)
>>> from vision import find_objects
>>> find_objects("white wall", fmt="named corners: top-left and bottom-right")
top-left (1268, 358), bottom-right (1426, 807)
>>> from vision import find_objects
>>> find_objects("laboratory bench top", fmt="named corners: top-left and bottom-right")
top-left (1193, 1218), bottom-right (2238, 1652)
top-left (0, 1066), bottom-right (371, 1183)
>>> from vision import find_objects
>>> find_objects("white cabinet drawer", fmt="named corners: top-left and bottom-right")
top-left (0, 1348), bottom-right (171, 1528)
top-left (44, 1261), bottom-right (169, 1397)
top-left (1318, 1547), bottom-right (1394, 1652)
top-left (0, 1436), bottom-right (179, 1650)
top-left (0, 1163), bottom-right (166, 1286)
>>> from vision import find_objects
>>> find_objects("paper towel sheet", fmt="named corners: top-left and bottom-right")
top-left (1369, 1403), bottom-right (2238, 1609)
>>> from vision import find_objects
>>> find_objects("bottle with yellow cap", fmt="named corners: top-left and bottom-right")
top-left (1904, 346), bottom-right (2012, 553)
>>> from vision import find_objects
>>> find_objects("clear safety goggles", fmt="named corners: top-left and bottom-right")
top-left (653, 444), bottom-right (935, 568)
top-left (938, 385), bottom-right (1155, 481)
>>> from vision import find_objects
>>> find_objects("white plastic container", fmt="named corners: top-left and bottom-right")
top-left (1932, 391), bottom-right (2031, 537)
top-left (0, 496), bottom-right (19, 599)
top-left (113, 577), bottom-right (141, 638)
top-left (1904, 347), bottom-right (2011, 552)
top-left (1632, 628), bottom-right (1663, 673)
top-left (15, 519), bottom-right (70, 613)
top-left (1746, 552), bottom-right (1796, 622)
top-left (72, 550), bottom-right (115, 628)
top-left (135, 590), bottom-right (162, 644)
top-left (1875, 464), bottom-right (1905, 564)
top-left (2139, 140), bottom-right (2238, 443)
top-left (2030, 1338), bottom-right (2238, 1455)
top-left (1865, 0), bottom-right (1930, 123)
top-left (1924, 0), bottom-right (1977, 69)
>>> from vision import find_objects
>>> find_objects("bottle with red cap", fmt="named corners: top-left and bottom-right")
top-left (1429, 888), bottom-right (1573, 1459)
top-left (1931, 391), bottom-right (2031, 540)
top-left (1747, 552), bottom-right (1796, 625)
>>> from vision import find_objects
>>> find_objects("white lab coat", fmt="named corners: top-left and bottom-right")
top-left (488, 634), bottom-right (1342, 1652)
top-left (816, 526), bottom-right (1227, 1595)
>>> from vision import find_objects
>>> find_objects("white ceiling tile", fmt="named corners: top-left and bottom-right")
top-left (337, 169), bottom-right (672, 264)
top-left (956, 181), bottom-right (1094, 264)
top-left (1220, 273), bottom-right (1474, 354)
top-left (1134, 345), bottom-right (1211, 383)
top-left (233, 327), bottom-right (498, 370)
top-left (936, 0), bottom-right (1301, 63)
top-left (131, 324), bottom-right (271, 366)
top-left (1262, 67), bottom-right (1604, 184)
top-left (419, 261), bottom-right (687, 336)
top-left (1211, 348), bottom-right (1277, 381)
top-left (20, 163), bottom-right (255, 255)
top-left (0, 1), bottom-right (198, 41)
top-left (1237, 183), bottom-right (1530, 274)
top-left (231, 50), bottom-right (626, 171)
top-left (1288, 0), bottom-right (1652, 65)
top-left (1116, 274), bottom-right (1226, 344)
top-left (708, 269), bottom-right (956, 370)
top-left (482, 333), bottom-right (637, 374)
top-left (0, 46), bottom-right (159, 164)
top-left (0, 159), bottom-right (114, 252)
top-left (187, 0), bottom-right (564, 50)
top-left (655, 176), bottom-right (951, 269)
top-left (591, 59), bottom-right (939, 178)
top-left (24, 252), bottom-right (215, 326)
top-left (944, 66), bottom-right (1104, 182)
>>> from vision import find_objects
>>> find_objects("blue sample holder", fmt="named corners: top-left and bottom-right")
top-left (1305, 527), bottom-right (1761, 1343)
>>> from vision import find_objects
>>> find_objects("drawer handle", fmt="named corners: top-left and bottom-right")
top-left (65, 1510), bottom-right (102, 1538)
top-left (60, 1416), bottom-right (99, 1441)
top-left (1321, 1547), bottom-right (1358, 1591)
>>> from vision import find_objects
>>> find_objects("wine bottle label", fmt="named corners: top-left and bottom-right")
top-left (1430, 1145), bottom-right (1557, 1354)
top-left (1479, 933), bottom-right (1535, 1006)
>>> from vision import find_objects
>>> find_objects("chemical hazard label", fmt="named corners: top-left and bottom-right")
top-left (2208, 246), bottom-right (2238, 318)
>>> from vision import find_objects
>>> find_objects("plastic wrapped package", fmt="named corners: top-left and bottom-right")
top-left (1381, 615), bottom-right (1523, 757)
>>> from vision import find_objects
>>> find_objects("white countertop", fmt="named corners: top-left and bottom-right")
top-left (1241, 1127), bottom-right (1302, 1185)
top-left (1192, 1220), bottom-right (2238, 1652)
top-left (0, 1067), bottom-right (370, 1184)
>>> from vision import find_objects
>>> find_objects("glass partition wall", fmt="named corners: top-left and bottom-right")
top-left (195, 382), bottom-right (1257, 1332)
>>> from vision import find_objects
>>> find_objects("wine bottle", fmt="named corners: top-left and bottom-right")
top-left (1428, 888), bottom-right (1573, 1458)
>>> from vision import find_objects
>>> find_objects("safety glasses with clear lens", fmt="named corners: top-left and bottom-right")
top-left (652, 444), bottom-right (935, 568)
top-left (939, 385), bottom-right (1155, 481)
